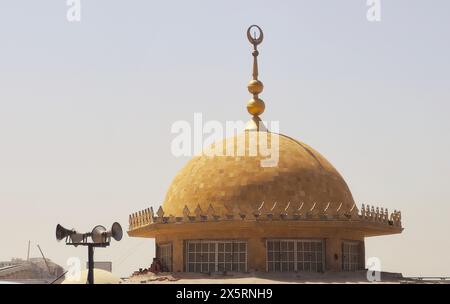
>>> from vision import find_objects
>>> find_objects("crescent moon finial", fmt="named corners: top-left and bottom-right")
top-left (247, 25), bottom-right (264, 46)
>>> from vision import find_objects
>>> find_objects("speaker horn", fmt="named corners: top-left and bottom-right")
top-left (91, 225), bottom-right (108, 244)
top-left (56, 224), bottom-right (75, 241)
top-left (91, 222), bottom-right (123, 244)
top-left (70, 233), bottom-right (86, 244)
top-left (108, 222), bottom-right (123, 242)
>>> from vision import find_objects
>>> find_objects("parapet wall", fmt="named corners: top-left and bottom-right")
top-left (128, 202), bottom-right (402, 231)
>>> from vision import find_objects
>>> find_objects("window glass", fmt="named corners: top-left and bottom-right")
top-left (342, 241), bottom-right (361, 271)
top-left (157, 243), bottom-right (172, 272)
top-left (266, 239), bottom-right (324, 272)
top-left (186, 240), bottom-right (247, 273)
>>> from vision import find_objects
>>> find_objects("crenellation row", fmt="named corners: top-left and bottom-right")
top-left (129, 202), bottom-right (402, 230)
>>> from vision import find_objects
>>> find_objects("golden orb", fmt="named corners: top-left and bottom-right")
top-left (247, 79), bottom-right (264, 95)
top-left (247, 97), bottom-right (265, 116)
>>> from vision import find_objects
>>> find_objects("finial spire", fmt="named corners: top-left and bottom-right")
top-left (245, 25), bottom-right (267, 131)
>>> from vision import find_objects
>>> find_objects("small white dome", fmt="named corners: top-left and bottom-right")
top-left (61, 268), bottom-right (121, 284)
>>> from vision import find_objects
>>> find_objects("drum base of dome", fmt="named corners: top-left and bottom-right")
top-left (128, 218), bottom-right (402, 273)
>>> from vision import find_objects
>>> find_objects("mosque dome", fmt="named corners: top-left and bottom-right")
top-left (162, 132), bottom-right (355, 217)
top-left (128, 25), bottom-right (403, 275)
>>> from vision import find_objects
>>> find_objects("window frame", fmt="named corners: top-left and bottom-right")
top-left (266, 239), bottom-right (325, 272)
top-left (342, 240), bottom-right (363, 271)
top-left (185, 240), bottom-right (248, 273)
top-left (157, 242), bottom-right (173, 272)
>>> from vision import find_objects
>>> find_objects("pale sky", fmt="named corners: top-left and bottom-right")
top-left (0, 1), bottom-right (449, 278)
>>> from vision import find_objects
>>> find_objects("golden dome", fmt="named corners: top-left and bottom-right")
top-left (162, 132), bottom-right (355, 217)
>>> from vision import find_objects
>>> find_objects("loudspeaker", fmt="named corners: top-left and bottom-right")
top-left (55, 224), bottom-right (75, 241)
top-left (91, 225), bottom-right (108, 244)
top-left (70, 233), bottom-right (86, 244)
top-left (109, 222), bottom-right (123, 242)
top-left (91, 222), bottom-right (123, 244)
top-left (56, 224), bottom-right (87, 244)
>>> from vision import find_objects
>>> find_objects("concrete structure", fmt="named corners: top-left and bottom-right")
top-left (128, 25), bottom-right (403, 274)
top-left (0, 258), bottom-right (64, 284)
top-left (85, 261), bottom-right (113, 273)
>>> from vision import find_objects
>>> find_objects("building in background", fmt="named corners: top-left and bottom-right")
top-left (0, 258), bottom-right (64, 284)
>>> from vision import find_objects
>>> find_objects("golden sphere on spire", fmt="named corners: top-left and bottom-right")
top-left (247, 79), bottom-right (264, 95)
top-left (247, 97), bottom-right (265, 116)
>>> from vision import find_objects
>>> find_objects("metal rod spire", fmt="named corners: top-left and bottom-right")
top-left (245, 25), bottom-right (267, 131)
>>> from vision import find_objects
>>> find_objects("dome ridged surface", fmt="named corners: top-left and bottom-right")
top-left (162, 132), bottom-right (355, 216)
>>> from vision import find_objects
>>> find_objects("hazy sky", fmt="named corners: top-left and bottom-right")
top-left (1, 1), bottom-right (449, 278)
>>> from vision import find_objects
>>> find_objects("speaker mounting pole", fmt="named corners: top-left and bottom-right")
top-left (87, 244), bottom-right (94, 285)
